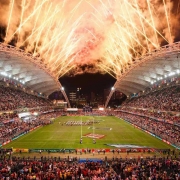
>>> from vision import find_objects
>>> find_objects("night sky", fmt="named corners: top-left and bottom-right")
top-left (59, 73), bottom-right (116, 95)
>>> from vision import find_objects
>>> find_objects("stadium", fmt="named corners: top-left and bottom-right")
top-left (0, 0), bottom-right (180, 179)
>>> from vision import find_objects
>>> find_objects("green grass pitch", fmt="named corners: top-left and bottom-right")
top-left (2, 116), bottom-right (173, 149)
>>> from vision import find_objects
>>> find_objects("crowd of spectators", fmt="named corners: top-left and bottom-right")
top-left (37, 111), bottom-right (63, 123)
top-left (0, 111), bottom-right (63, 145)
top-left (0, 85), bottom-right (52, 111)
top-left (0, 82), bottom-right (60, 144)
top-left (122, 84), bottom-right (180, 112)
top-left (0, 113), bottom-right (18, 124)
top-left (0, 120), bottom-right (42, 144)
top-left (0, 155), bottom-right (179, 179)
top-left (117, 107), bottom-right (180, 125)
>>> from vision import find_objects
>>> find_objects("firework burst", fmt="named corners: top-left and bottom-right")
top-left (0, 0), bottom-right (179, 80)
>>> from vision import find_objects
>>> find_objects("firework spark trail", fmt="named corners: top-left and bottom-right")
top-left (118, 0), bottom-right (141, 57)
top-left (26, 3), bottom-right (60, 55)
top-left (124, 2), bottom-right (169, 45)
top-left (33, 4), bottom-right (47, 55)
top-left (1, 0), bottom-right (178, 80)
top-left (60, 12), bottom-right (87, 58)
top-left (17, 0), bottom-right (25, 41)
top-left (146, 0), bottom-right (159, 46)
top-left (51, 38), bottom-right (81, 72)
top-left (163, 0), bottom-right (172, 43)
top-left (85, 0), bottom-right (101, 16)
top-left (58, 50), bottom-right (81, 74)
top-left (123, 0), bottom-right (139, 55)
top-left (66, 0), bottom-right (84, 27)
top-left (45, 18), bottom-right (68, 63)
top-left (39, 9), bottom-right (61, 56)
top-left (59, 65), bottom-right (76, 78)
top-left (97, 63), bottom-right (116, 79)
top-left (5, 0), bottom-right (14, 40)
top-left (115, 22), bottom-right (146, 54)
top-left (40, 11), bottom-right (64, 59)
top-left (98, 1), bottom-right (131, 73)
top-left (133, 0), bottom-right (150, 52)
top-left (6, 0), bottom-right (48, 43)
top-left (125, 0), bottom-right (169, 44)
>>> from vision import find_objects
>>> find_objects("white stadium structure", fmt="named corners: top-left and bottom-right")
top-left (0, 42), bottom-right (70, 107)
top-left (105, 42), bottom-right (180, 108)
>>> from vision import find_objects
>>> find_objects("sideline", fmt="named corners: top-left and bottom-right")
top-left (10, 151), bottom-right (167, 160)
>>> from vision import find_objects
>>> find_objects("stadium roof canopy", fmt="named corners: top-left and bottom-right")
top-left (105, 41), bottom-right (180, 107)
top-left (0, 43), bottom-right (70, 106)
